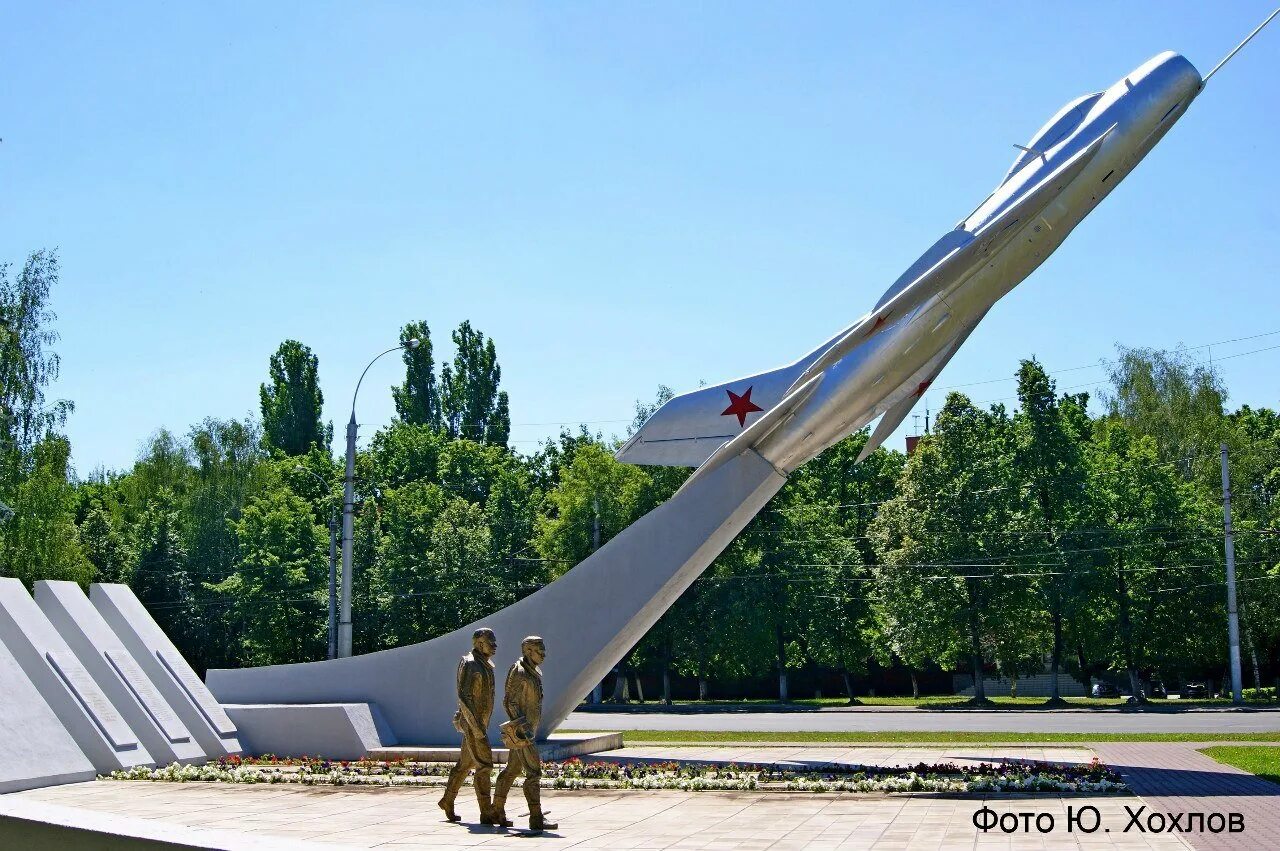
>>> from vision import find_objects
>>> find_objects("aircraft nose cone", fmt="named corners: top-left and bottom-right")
top-left (1138, 51), bottom-right (1203, 100)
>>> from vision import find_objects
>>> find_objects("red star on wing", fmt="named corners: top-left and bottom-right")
top-left (721, 386), bottom-right (764, 428)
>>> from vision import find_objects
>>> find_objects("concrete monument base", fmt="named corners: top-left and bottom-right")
top-left (222, 703), bottom-right (397, 761)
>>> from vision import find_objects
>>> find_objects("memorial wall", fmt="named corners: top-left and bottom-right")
top-left (0, 580), bottom-right (242, 793)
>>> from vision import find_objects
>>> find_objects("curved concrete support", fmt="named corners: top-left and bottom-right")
top-left (207, 449), bottom-right (785, 745)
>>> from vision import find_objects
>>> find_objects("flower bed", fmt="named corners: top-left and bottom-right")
top-left (106, 755), bottom-right (1126, 795)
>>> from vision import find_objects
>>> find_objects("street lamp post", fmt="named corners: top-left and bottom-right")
top-left (296, 465), bottom-right (339, 660)
top-left (338, 338), bottom-right (420, 658)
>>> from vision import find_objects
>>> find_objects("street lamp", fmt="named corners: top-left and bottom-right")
top-left (295, 465), bottom-right (339, 660)
top-left (338, 337), bottom-right (420, 658)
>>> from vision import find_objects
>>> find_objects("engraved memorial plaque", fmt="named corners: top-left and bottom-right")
top-left (45, 650), bottom-right (137, 750)
top-left (105, 649), bottom-right (190, 744)
top-left (158, 650), bottom-right (236, 736)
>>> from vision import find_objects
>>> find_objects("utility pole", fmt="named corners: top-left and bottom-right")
top-left (339, 338), bottom-right (420, 658)
top-left (590, 495), bottom-right (604, 704)
top-left (1220, 444), bottom-right (1243, 704)
top-left (327, 509), bottom-right (339, 660)
top-left (339, 413), bottom-right (357, 657)
top-left (592, 496), bottom-right (601, 552)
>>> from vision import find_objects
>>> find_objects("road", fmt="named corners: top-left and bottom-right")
top-left (563, 707), bottom-right (1280, 734)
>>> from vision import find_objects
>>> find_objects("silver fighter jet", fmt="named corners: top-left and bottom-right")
top-left (619, 13), bottom-right (1277, 481)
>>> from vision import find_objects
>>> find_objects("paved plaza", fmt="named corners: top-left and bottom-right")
top-left (7, 744), bottom-right (1277, 849)
top-left (11, 778), bottom-right (1182, 850)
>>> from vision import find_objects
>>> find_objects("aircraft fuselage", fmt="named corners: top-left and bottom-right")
top-left (754, 52), bottom-right (1203, 471)
top-left (619, 51), bottom-right (1206, 475)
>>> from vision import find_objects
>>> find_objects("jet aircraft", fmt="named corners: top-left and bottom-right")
top-left (618, 12), bottom-right (1278, 482)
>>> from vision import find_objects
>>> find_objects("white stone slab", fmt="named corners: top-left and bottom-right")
top-left (35, 580), bottom-right (205, 766)
top-left (90, 583), bottom-right (242, 757)
top-left (222, 702), bottom-right (394, 760)
top-left (157, 649), bottom-right (237, 736)
top-left (0, 640), bottom-right (96, 793)
top-left (0, 577), bottom-right (152, 773)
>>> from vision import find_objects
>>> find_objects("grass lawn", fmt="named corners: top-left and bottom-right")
top-left (1201, 746), bottom-right (1280, 785)
top-left (590, 696), bottom-right (1263, 710)
top-left (562, 729), bottom-right (1280, 745)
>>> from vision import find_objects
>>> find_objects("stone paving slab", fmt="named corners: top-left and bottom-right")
top-left (14, 780), bottom-right (1188, 849)
top-left (1094, 743), bottom-right (1278, 851)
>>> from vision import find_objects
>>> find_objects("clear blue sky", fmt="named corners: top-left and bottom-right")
top-left (2, 2), bottom-right (1277, 473)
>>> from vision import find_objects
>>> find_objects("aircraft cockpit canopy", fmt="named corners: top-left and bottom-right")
top-left (1003, 92), bottom-right (1104, 182)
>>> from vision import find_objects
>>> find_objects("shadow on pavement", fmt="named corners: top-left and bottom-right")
top-left (1107, 762), bottom-right (1280, 798)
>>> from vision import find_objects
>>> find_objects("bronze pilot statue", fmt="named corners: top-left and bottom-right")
top-left (494, 636), bottom-right (557, 832)
top-left (439, 627), bottom-right (498, 824)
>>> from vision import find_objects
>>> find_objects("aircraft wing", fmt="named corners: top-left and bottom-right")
top-left (854, 309), bottom-right (988, 462)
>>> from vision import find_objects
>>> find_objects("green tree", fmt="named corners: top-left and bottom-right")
top-left (132, 492), bottom-right (199, 654)
top-left (215, 487), bottom-right (326, 665)
top-left (429, 498), bottom-right (497, 627)
top-left (374, 480), bottom-right (448, 646)
top-left (260, 340), bottom-right (331, 456)
top-left (796, 431), bottom-right (903, 702)
top-left (871, 394), bottom-right (1036, 704)
top-left (392, 320), bottom-right (441, 429)
top-left (0, 250), bottom-right (73, 475)
top-left (117, 429), bottom-right (193, 518)
top-left (440, 321), bottom-right (509, 446)
top-left (536, 442), bottom-right (650, 569)
top-left (1010, 359), bottom-right (1091, 703)
top-left (1225, 406), bottom-right (1280, 690)
top-left (80, 500), bottom-right (132, 584)
top-left (185, 417), bottom-right (270, 670)
top-left (0, 436), bottom-right (93, 586)
top-left (1105, 346), bottom-right (1226, 484)
top-left (1083, 423), bottom-right (1216, 699)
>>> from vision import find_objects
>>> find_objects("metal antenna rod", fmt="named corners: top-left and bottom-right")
top-left (1202, 6), bottom-right (1280, 84)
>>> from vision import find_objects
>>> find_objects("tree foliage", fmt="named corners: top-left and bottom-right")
top-left (260, 340), bottom-right (330, 456)
top-left (0, 248), bottom-right (1269, 698)
top-left (392, 320), bottom-right (441, 429)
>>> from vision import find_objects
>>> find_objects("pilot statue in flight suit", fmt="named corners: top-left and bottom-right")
top-left (439, 627), bottom-right (498, 824)
top-left (493, 636), bottom-right (557, 832)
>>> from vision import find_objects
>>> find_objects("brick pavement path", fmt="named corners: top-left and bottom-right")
top-left (1094, 743), bottom-right (1280, 850)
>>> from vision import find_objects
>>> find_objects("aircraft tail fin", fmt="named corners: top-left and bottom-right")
top-left (616, 360), bottom-right (810, 467)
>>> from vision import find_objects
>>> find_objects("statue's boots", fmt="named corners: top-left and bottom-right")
top-left (439, 760), bottom-right (470, 822)
top-left (489, 795), bottom-right (514, 828)
top-left (493, 766), bottom-right (519, 827)
top-left (526, 785), bottom-right (557, 832)
top-left (475, 768), bottom-right (497, 824)
top-left (529, 812), bottom-right (558, 832)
